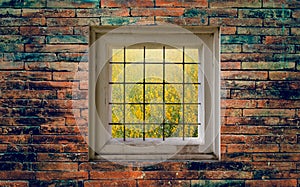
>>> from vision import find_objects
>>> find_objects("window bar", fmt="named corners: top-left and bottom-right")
top-left (182, 47), bottom-right (185, 141)
top-left (162, 46), bottom-right (166, 141)
top-left (123, 47), bottom-right (126, 141)
top-left (143, 46), bottom-right (146, 141)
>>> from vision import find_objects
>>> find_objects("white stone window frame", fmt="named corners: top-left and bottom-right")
top-left (89, 25), bottom-right (220, 161)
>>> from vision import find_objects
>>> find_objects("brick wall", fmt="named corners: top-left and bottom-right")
top-left (0, 0), bottom-right (299, 186)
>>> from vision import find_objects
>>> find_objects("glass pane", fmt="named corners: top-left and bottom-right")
top-left (111, 124), bottom-right (124, 138)
top-left (165, 84), bottom-right (183, 103)
top-left (165, 47), bottom-right (183, 63)
top-left (184, 124), bottom-right (198, 138)
top-left (125, 84), bottom-right (143, 103)
top-left (111, 64), bottom-right (124, 82)
top-left (145, 84), bottom-right (163, 103)
top-left (111, 84), bottom-right (123, 103)
top-left (165, 104), bottom-right (183, 124)
top-left (184, 105), bottom-right (199, 123)
top-left (125, 64), bottom-right (143, 82)
top-left (125, 125), bottom-right (143, 138)
top-left (145, 124), bottom-right (163, 138)
top-left (145, 64), bottom-right (163, 82)
top-left (126, 47), bottom-right (143, 62)
top-left (145, 45), bottom-right (163, 62)
top-left (125, 104), bottom-right (144, 123)
top-left (185, 64), bottom-right (199, 83)
top-left (165, 64), bottom-right (183, 83)
top-left (184, 84), bottom-right (199, 103)
top-left (145, 104), bottom-right (163, 123)
top-left (111, 104), bottom-right (123, 123)
top-left (185, 48), bottom-right (199, 63)
top-left (167, 124), bottom-right (183, 137)
top-left (112, 48), bottom-right (124, 62)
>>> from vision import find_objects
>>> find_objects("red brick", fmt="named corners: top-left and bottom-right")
top-left (20, 26), bottom-right (73, 36)
top-left (32, 135), bottom-right (85, 144)
top-left (53, 72), bottom-right (88, 81)
top-left (156, 16), bottom-right (208, 26)
top-left (222, 99), bottom-right (257, 109)
top-left (0, 144), bottom-right (7, 152)
top-left (269, 72), bottom-right (300, 81)
top-left (0, 181), bottom-right (28, 187)
top-left (28, 81), bottom-right (79, 90)
top-left (221, 53), bottom-right (268, 62)
top-left (131, 8), bottom-right (184, 16)
top-left (0, 18), bottom-right (46, 26)
top-left (243, 109), bottom-right (295, 117)
top-left (256, 100), bottom-right (300, 109)
top-left (25, 62), bottom-right (78, 72)
top-left (34, 162), bottom-right (78, 171)
top-left (210, 0), bottom-right (261, 8)
top-left (80, 81), bottom-right (88, 89)
top-left (221, 27), bottom-right (237, 34)
top-left (36, 171), bottom-right (88, 180)
top-left (245, 179), bottom-right (297, 187)
top-left (221, 62), bottom-right (241, 70)
top-left (57, 89), bottom-right (88, 100)
top-left (90, 171), bottom-right (144, 179)
top-left (221, 135), bottom-right (246, 144)
top-left (265, 36), bottom-right (300, 44)
top-left (280, 144), bottom-right (300, 153)
top-left (0, 90), bottom-right (56, 99)
top-left (221, 80), bottom-right (255, 89)
top-left (156, 0), bottom-right (208, 7)
top-left (102, 0), bottom-right (153, 7)
top-left (222, 71), bottom-right (268, 80)
top-left (0, 135), bottom-right (31, 144)
top-left (84, 180), bottom-right (136, 187)
top-left (0, 171), bottom-right (35, 180)
top-left (227, 144), bottom-right (279, 153)
top-left (251, 161), bottom-right (296, 170)
top-left (0, 72), bottom-right (52, 81)
top-left (253, 153), bottom-right (300, 161)
top-left (221, 125), bottom-right (270, 135)
top-left (40, 125), bottom-right (80, 134)
top-left (263, 0), bottom-right (300, 8)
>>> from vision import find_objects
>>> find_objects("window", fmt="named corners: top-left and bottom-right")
top-left (89, 25), bottom-right (220, 161)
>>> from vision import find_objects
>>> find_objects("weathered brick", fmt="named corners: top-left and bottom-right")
top-left (0, 8), bottom-right (21, 17)
top-left (203, 171), bottom-right (253, 179)
top-left (76, 8), bottom-right (129, 17)
top-left (57, 53), bottom-right (88, 62)
top-left (256, 81), bottom-right (300, 90)
top-left (238, 27), bottom-right (289, 35)
top-left (28, 81), bottom-right (79, 90)
top-left (222, 109), bottom-right (242, 117)
top-left (0, 27), bottom-right (19, 35)
top-left (37, 153), bottom-right (88, 162)
top-left (47, 0), bottom-right (98, 8)
top-left (90, 171), bottom-right (144, 179)
top-left (0, 171), bottom-right (35, 179)
top-left (74, 26), bottom-right (89, 35)
top-left (25, 44), bottom-right (87, 53)
top-left (227, 144), bottom-right (279, 153)
top-left (222, 35), bottom-right (261, 44)
top-left (256, 99), bottom-right (300, 109)
top-left (0, 61), bottom-right (24, 70)
top-left (222, 71), bottom-right (268, 80)
top-left (11, 53), bottom-right (57, 62)
top-left (263, 0), bottom-right (300, 8)
top-left (242, 62), bottom-right (295, 70)
top-left (291, 28), bottom-right (300, 35)
top-left (0, 18), bottom-right (45, 26)
top-left (222, 99), bottom-right (256, 108)
top-left (25, 62), bottom-right (78, 71)
top-left (243, 44), bottom-right (294, 53)
top-left (20, 26), bottom-right (73, 36)
top-left (208, 9), bottom-right (237, 18)
top-left (221, 80), bottom-right (255, 89)
top-left (221, 53), bottom-right (269, 62)
top-left (156, 16), bottom-right (208, 25)
top-left (46, 35), bottom-right (87, 44)
top-left (0, 72), bottom-right (52, 81)
top-left (281, 144), bottom-right (300, 153)
top-left (138, 180), bottom-right (190, 186)
top-left (85, 180), bottom-right (136, 187)
top-left (0, 0), bottom-right (46, 8)
top-left (47, 18), bottom-right (100, 26)
top-left (101, 16), bottom-right (155, 25)
top-left (22, 9), bottom-right (75, 17)
top-left (191, 180), bottom-right (244, 187)
top-left (243, 109), bottom-right (295, 117)
top-left (269, 71), bottom-right (300, 80)
top-left (245, 179), bottom-right (297, 187)
top-left (132, 8), bottom-right (184, 17)
top-left (221, 44), bottom-right (241, 53)
top-left (264, 18), bottom-right (300, 27)
top-left (0, 90), bottom-right (56, 99)
top-left (210, 0), bottom-right (261, 8)
top-left (210, 18), bottom-right (262, 26)
top-left (239, 9), bottom-right (291, 18)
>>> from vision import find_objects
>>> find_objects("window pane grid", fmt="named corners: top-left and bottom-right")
top-left (110, 45), bottom-right (201, 141)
